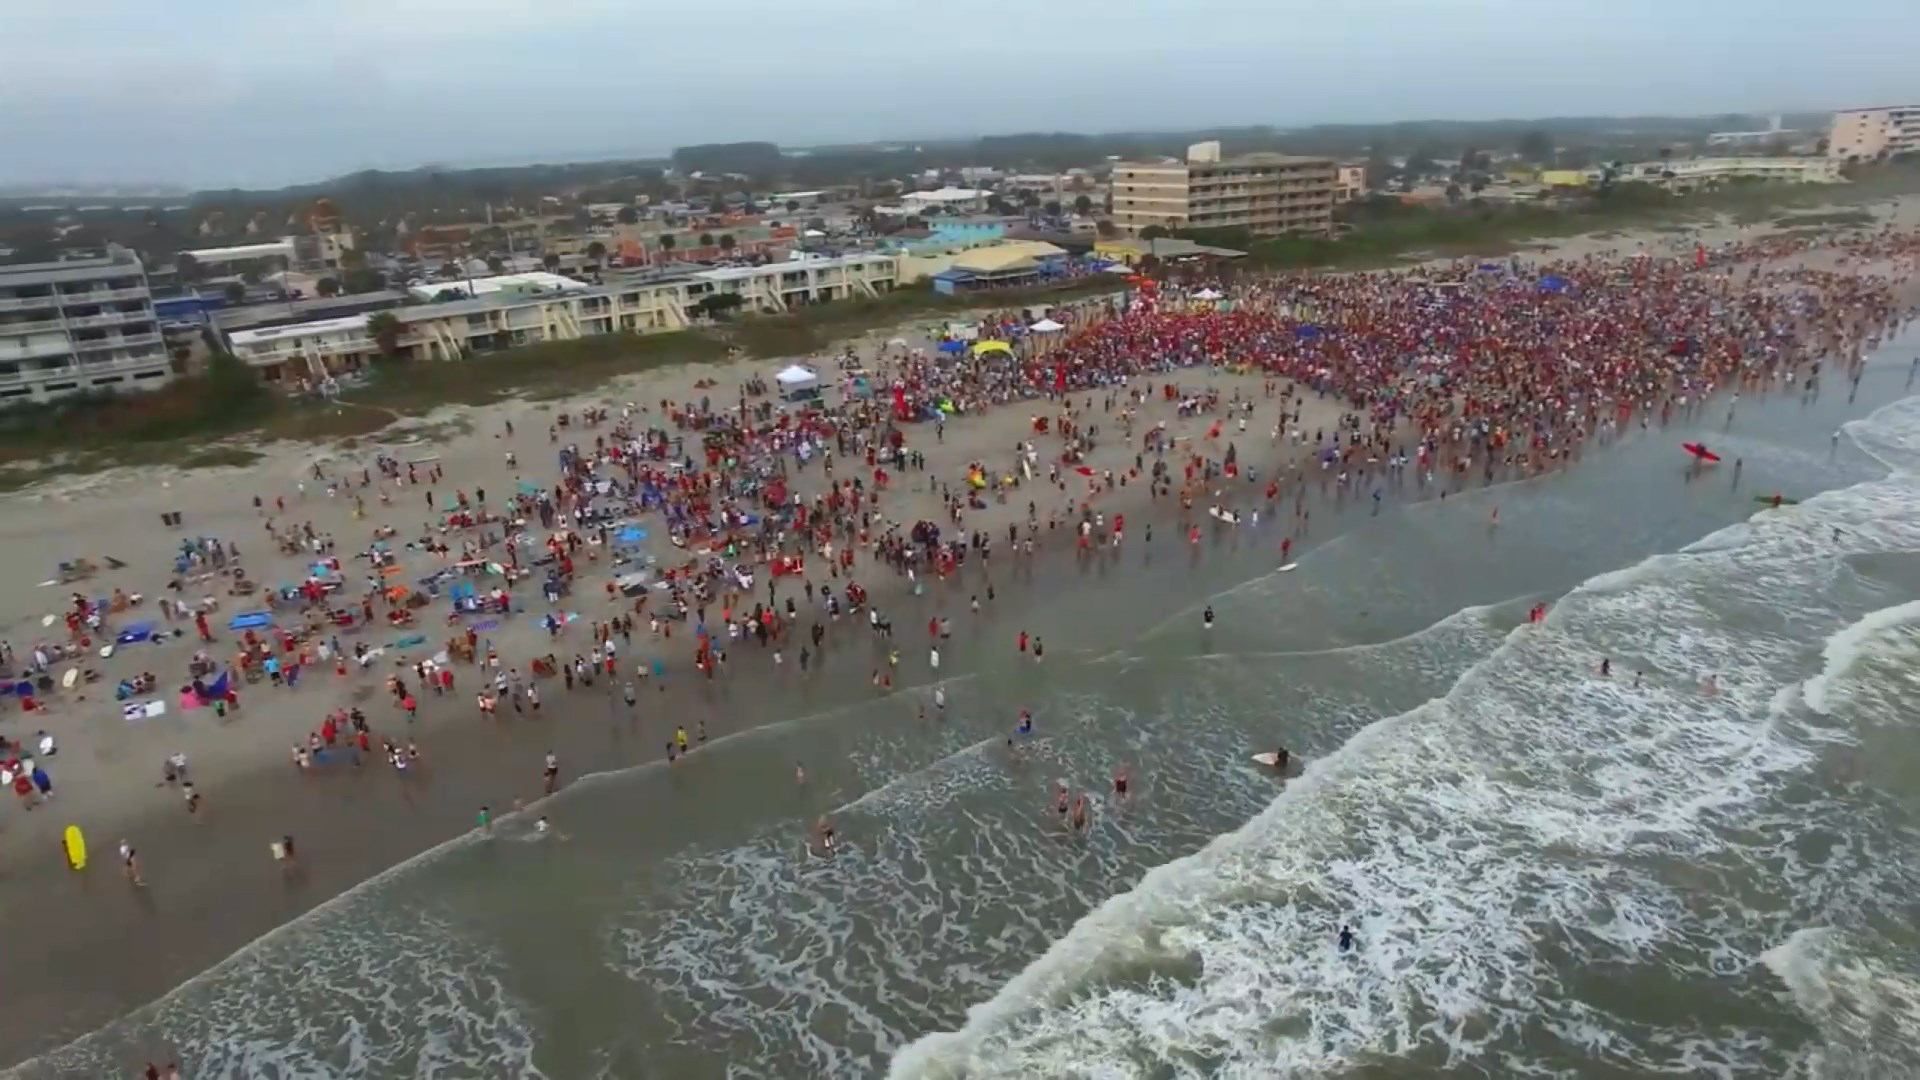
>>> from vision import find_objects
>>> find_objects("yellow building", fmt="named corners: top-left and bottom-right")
top-left (1539, 170), bottom-right (1589, 189)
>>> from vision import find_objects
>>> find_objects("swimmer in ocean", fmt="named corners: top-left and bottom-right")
top-left (1203, 605), bottom-right (1215, 630)
top-left (1273, 747), bottom-right (1290, 771)
top-left (1017, 709), bottom-right (1033, 736)
top-left (1070, 794), bottom-right (1090, 832)
top-left (1054, 781), bottom-right (1071, 823)
top-left (1112, 766), bottom-right (1131, 800)
top-left (1338, 925), bottom-right (1354, 952)
top-left (814, 815), bottom-right (837, 855)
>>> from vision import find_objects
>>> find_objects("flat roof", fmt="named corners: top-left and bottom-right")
top-left (692, 253), bottom-right (894, 283)
top-left (902, 187), bottom-right (989, 202)
top-left (214, 290), bottom-right (410, 331)
top-left (184, 241), bottom-right (294, 263)
top-left (229, 313), bottom-right (370, 346)
top-left (404, 271), bottom-right (586, 301)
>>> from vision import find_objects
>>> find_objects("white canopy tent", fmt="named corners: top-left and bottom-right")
top-left (775, 364), bottom-right (821, 400)
top-left (1029, 317), bottom-right (1065, 332)
top-left (1193, 287), bottom-right (1224, 301)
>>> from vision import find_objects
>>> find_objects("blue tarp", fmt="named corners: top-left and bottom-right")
top-left (115, 620), bottom-right (158, 645)
top-left (937, 339), bottom-right (965, 354)
top-left (1539, 274), bottom-right (1571, 293)
top-left (228, 610), bottom-right (272, 631)
top-left (614, 525), bottom-right (648, 546)
top-left (448, 581), bottom-right (476, 602)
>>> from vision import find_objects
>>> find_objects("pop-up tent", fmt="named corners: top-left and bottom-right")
top-left (971, 340), bottom-right (1013, 357)
top-left (1193, 288), bottom-right (1223, 301)
top-left (1029, 318), bottom-right (1065, 333)
top-left (776, 364), bottom-right (820, 401)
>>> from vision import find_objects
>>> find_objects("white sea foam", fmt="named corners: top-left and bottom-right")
top-left (1802, 599), bottom-right (1920, 714)
top-left (1761, 927), bottom-right (1920, 1078)
top-left (889, 400), bottom-right (1920, 1078)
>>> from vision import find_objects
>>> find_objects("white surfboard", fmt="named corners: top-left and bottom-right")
top-left (1251, 752), bottom-right (1287, 767)
top-left (1277, 563), bottom-right (1298, 572)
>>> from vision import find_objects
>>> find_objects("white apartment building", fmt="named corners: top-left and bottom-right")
top-left (690, 253), bottom-right (899, 313)
top-left (1619, 156), bottom-right (1844, 188)
top-left (226, 314), bottom-right (379, 383)
top-left (1827, 106), bottom-right (1920, 162)
top-left (0, 248), bottom-right (171, 403)
top-left (395, 277), bottom-right (699, 362)
top-left (222, 253), bottom-right (903, 373)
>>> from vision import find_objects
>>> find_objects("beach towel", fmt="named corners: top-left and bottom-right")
top-left (122, 700), bottom-right (167, 723)
top-left (391, 634), bottom-right (428, 650)
top-left (228, 611), bottom-right (272, 631)
top-left (115, 621), bottom-right (159, 645)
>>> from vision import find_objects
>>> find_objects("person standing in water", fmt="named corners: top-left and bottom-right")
top-left (1338, 924), bottom-right (1355, 952)
top-left (1203, 605), bottom-right (1215, 630)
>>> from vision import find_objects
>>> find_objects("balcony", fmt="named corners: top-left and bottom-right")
top-left (0, 316), bottom-right (67, 336)
top-left (0, 339), bottom-right (75, 362)
top-left (58, 286), bottom-right (149, 305)
top-left (72, 331), bottom-right (162, 351)
top-left (63, 309), bottom-right (150, 329)
top-left (0, 293), bottom-right (59, 313)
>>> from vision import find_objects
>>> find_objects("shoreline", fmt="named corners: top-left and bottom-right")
top-left (2, 208), bottom-right (1918, 1071)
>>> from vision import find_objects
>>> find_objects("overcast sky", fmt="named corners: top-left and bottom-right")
top-left (4, 0), bottom-right (1915, 189)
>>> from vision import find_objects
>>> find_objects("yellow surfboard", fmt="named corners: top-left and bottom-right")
top-left (64, 825), bottom-right (87, 870)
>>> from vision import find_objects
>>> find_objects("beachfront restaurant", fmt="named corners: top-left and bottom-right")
top-left (929, 241), bottom-right (1069, 295)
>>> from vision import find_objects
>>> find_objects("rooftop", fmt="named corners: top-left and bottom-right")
top-left (691, 253), bottom-right (895, 283)
top-left (228, 313), bottom-right (371, 347)
top-left (404, 270), bottom-right (586, 302)
top-left (183, 240), bottom-right (295, 263)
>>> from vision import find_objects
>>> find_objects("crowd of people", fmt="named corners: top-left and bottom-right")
top-left (7, 225), bottom-right (1918, 886)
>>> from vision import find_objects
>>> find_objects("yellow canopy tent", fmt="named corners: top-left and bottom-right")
top-left (971, 340), bottom-right (1013, 356)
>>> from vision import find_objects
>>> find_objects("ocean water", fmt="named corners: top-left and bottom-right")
top-left (13, 345), bottom-right (1920, 1079)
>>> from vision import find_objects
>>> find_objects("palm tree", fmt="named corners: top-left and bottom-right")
top-left (1073, 194), bottom-right (1093, 216)
top-left (657, 234), bottom-right (677, 261)
top-left (542, 253), bottom-right (560, 271)
top-left (698, 232), bottom-right (715, 248)
top-left (486, 255), bottom-right (505, 274)
top-left (718, 234), bottom-right (736, 254)
top-left (367, 312), bottom-right (402, 358)
top-left (587, 240), bottom-right (607, 263)
top-left (316, 277), bottom-right (341, 297)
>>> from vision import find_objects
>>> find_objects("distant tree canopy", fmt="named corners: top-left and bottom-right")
top-left (1140, 225), bottom-right (1168, 240)
top-left (316, 277), bottom-right (341, 297)
top-left (1517, 130), bottom-right (1554, 163)
top-left (671, 141), bottom-right (782, 180)
top-left (1072, 194), bottom-right (1093, 215)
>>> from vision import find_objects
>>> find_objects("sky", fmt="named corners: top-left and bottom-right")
top-left (3, 0), bottom-right (1916, 190)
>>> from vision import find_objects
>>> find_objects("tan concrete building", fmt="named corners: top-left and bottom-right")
top-left (1827, 106), bottom-right (1920, 162)
top-left (1109, 141), bottom-right (1337, 237)
top-left (1335, 164), bottom-right (1368, 204)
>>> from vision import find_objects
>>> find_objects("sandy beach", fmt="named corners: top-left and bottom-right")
top-left (4, 195), bottom-right (1920, 1073)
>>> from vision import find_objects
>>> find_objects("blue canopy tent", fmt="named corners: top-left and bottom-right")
top-left (1538, 274), bottom-right (1571, 294)
top-left (937, 339), bottom-right (965, 355)
top-left (613, 525), bottom-right (648, 548)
